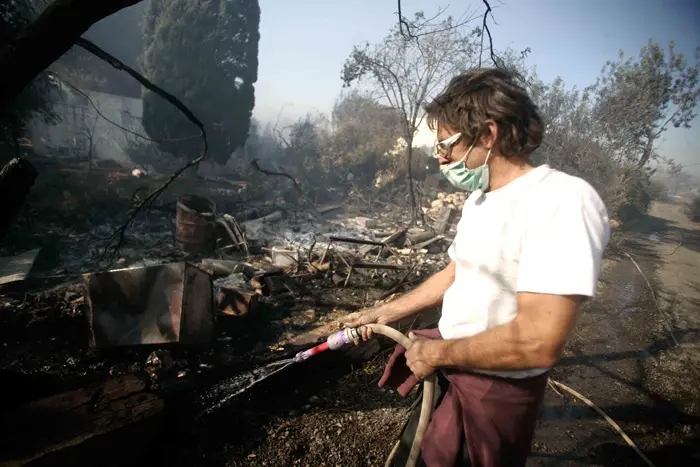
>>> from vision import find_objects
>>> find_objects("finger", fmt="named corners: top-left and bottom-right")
top-left (360, 326), bottom-right (371, 342)
top-left (411, 364), bottom-right (425, 380)
top-left (408, 332), bottom-right (418, 341)
top-left (348, 327), bottom-right (359, 346)
top-left (407, 363), bottom-right (422, 380)
top-left (365, 326), bottom-right (374, 341)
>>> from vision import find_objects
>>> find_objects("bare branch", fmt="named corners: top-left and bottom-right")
top-left (478, 0), bottom-right (502, 68)
top-left (396, 2), bottom-right (479, 41)
top-left (250, 159), bottom-right (319, 216)
top-left (271, 103), bottom-right (293, 147)
top-left (396, 0), bottom-right (412, 41)
top-left (344, 7), bottom-right (483, 224)
top-left (73, 38), bottom-right (207, 265)
top-left (0, 0), bottom-right (144, 110)
top-left (273, 125), bottom-right (291, 148)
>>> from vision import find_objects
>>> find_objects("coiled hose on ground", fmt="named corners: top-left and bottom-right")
top-left (359, 324), bottom-right (436, 467)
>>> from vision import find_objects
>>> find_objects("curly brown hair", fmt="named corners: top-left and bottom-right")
top-left (425, 68), bottom-right (544, 157)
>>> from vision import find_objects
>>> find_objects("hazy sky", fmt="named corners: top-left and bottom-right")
top-left (254, 0), bottom-right (700, 174)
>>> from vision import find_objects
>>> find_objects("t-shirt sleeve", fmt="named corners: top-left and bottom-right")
top-left (516, 184), bottom-right (611, 297)
top-left (448, 238), bottom-right (457, 261)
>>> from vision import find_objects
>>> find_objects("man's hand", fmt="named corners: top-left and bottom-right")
top-left (338, 261), bottom-right (456, 345)
top-left (342, 307), bottom-right (389, 343)
top-left (405, 332), bottom-right (438, 380)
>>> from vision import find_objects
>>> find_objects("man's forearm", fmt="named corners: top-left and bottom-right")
top-left (427, 318), bottom-right (556, 371)
top-left (424, 292), bottom-right (580, 372)
top-left (377, 261), bottom-right (455, 323)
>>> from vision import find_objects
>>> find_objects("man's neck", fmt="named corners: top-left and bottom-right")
top-left (488, 156), bottom-right (535, 192)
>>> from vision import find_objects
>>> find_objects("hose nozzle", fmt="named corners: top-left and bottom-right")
top-left (293, 327), bottom-right (362, 363)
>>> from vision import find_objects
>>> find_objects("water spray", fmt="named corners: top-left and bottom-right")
top-left (292, 324), bottom-right (435, 467)
top-left (204, 324), bottom-right (433, 466)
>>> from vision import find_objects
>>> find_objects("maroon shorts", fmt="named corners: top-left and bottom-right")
top-left (392, 370), bottom-right (549, 467)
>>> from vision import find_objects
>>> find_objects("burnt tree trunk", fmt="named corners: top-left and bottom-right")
top-left (0, 0), bottom-right (144, 111)
top-left (406, 142), bottom-right (417, 225)
top-left (87, 114), bottom-right (99, 175)
top-left (637, 131), bottom-right (655, 169)
top-left (0, 157), bottom-right (38, 242)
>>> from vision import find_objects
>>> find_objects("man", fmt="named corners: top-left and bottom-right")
top-left (348, 68), bottom-right (610, 466)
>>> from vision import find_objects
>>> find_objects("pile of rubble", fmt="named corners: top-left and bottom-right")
top-left (424, 191), bottom-right (468, 217)
top-left (202, 209), bottom-right (454, 321)
top-left (2, 193), bottom-right (457, 352)
top-left (0, 191), bottom-right (463, 465)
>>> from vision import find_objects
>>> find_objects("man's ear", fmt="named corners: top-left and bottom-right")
top-left (481, 120), bottom-right (499, 148)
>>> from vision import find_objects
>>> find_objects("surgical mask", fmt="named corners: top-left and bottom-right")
top-left (439, 140), bottom-right (492, 193)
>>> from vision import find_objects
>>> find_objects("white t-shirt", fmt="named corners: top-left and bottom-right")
top-left (438, 164), bottom-right (611, 379)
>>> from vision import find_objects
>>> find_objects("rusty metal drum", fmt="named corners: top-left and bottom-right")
top-left (175, 195), bottom-right (216, 253)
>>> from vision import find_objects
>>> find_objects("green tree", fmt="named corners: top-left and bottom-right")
top-left (496, 43), bottom-right (698, 221)
top-left (527, 69), bottom-right (653, 219)
top-left (342, 11), bottom-right (481, 223)
top-left (283, 115), bottom-right (329, 202)
top-left (594, 40), bottom-right (700, 169)
top-left (329, 91), bottom-right (403, 187)
top-left (141, 0), bottom-right (260, 164)
top-left (587, 40), bottom-right (700, 218)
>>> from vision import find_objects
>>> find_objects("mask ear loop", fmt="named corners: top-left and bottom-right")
top-left (458, 141), bottom-right (476, 163)
top-left (484, 146), bottom-right (493, 165)
top-left (480, 146), bottom-right (494, 194)
top-left (458, 133), bottom-right (482, 163)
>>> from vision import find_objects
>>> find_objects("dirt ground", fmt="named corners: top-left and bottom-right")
top-left (529, 200), bottom-right (700, 467)
top-left (213, 352), bottom-right (415, 467)
top-left (2, 189), bottom-right (698, 467)
top-left (0, 166), bottom-right (445, 467)
top-left (217, 201), bottom-right (700, 467)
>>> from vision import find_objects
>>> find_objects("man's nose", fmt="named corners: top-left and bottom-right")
top-left (438, 155), bottom-right (451, 165)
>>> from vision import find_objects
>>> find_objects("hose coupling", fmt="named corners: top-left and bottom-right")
top-left (326, 327), bottom-right (361, 350)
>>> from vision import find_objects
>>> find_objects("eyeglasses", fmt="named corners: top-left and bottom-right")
top-left (432, 133), bottom-right (462, 159)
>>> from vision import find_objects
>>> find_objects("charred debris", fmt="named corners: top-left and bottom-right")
top-left (0, 155), bottom-right (466, 465)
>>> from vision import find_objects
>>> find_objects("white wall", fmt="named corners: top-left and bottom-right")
top-left (28, 81), bottom-right (147, 164)
top-left (412, 118), bottom-right (436, 148)
top-left (384, 118), bottom-right (436, 158)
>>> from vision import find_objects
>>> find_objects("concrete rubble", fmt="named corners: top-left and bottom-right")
top-left (423, 191), bottom-right (468, 228)
top-left (1, 191), bottom-right (455, 350)
top-left (0, 185), bottom-right (459, 465)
